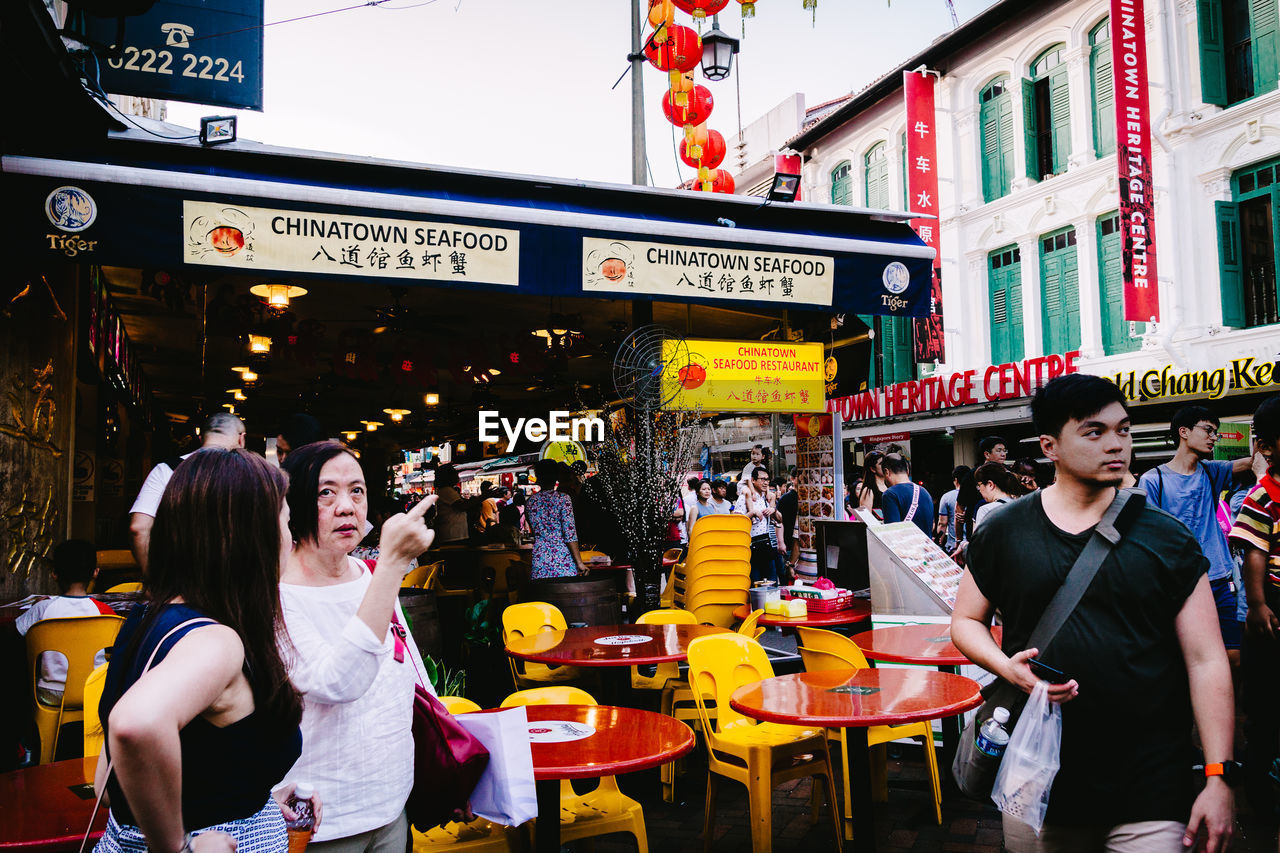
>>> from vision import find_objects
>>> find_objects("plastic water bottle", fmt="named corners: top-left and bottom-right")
top-left (975, 707), bottom-right (1011, 759)
top-left (285, 783), bottom-right (316, 853)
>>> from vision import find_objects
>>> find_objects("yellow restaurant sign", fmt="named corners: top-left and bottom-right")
top-left (662, 339), bottom-right (825, 413)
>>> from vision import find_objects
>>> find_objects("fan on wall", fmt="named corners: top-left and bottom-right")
top-left (612, 325), bottom-right (692, 411)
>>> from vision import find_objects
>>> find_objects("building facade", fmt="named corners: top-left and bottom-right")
top-left (735, 0), bottom-right (1280, 477)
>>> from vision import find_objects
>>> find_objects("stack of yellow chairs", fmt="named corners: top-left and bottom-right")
top-left (672, 515), bottom-right (751, 627)
top-left (411, 695), bottom-right (523, 853)
top-left (501, 687), bottom-right (650, 853)
top-left (686, 633), bottom-right (842, 853)
top-left (796, 627), bottom-right (943, 830)
top-left (501, 602), bottom-right (583, 689)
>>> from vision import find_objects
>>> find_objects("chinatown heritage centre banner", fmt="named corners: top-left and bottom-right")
top-left (661, 339), bottom-right (826, 414)
top-left (904, 70), bottom-right (946, 362)
top-left (1110, 0), bottom-right (1160, 322)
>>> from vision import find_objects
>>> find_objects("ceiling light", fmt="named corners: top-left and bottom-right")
top-left (383, 407), bottom-right (411, 422)
top-left (424, 392), bottom-right (440, 406)
top-left (489, 367), bottom-right (501, 376)
top-left (250, 282), bottom-right (308, 310)
top-left (222, 403), bottom-right (236, 413)
top-left (248, 333), bottom-right (272, 354)
top-left (226, 388), bottom-right (247, 401)
top-left (457, 442), bottom-right (467, 452)
top-left (231, 366), bottom-right (250, 373)
top-left (241, 370), bottom-right (259, 384)
top-left (361, 420), bottom-right (383, 432)
top-left (344, 430), bottom-right (359, 442)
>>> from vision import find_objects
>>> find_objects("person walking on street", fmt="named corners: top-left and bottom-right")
top-left (971, 462), bottom-right (1028, 530)
top-left (952, 374), bottom-right (1234, 852)
top-left (736, 466), bottom-right (779, 583)
top-left (980, 435), bottom-right (1009, 465)
top-left (879, 454), bottom-right (935, 538)
top-left (1140, 405), bottom-right (1262, 661)
top-left (936, 465), bottom-right (970, 551)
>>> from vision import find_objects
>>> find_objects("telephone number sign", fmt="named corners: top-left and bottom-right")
top-left (82, 1), bottom-right (263, 111)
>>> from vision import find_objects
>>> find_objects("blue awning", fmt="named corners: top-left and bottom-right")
top-left (6, 132), bottom-right (935, 317)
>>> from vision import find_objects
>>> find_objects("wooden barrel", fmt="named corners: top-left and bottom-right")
top-left (522, 576), bottom-right (620, 626)
top-left (397, 588), bottom-right (443, 662)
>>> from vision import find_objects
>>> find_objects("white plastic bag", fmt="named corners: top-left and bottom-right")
top-left (452, 706), bottom-right (538, 826)
top-left (992, 681), bottom-right (1062, 834)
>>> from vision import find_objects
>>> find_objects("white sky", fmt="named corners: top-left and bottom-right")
top-left (164, 0), bottom-right (997, 188)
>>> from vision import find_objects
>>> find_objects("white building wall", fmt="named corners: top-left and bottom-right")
top-left (744, 0), bottom-right (1280, 388)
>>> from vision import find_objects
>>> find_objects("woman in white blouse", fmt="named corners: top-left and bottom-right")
top-left (278, 441), bottom-right (436, 853)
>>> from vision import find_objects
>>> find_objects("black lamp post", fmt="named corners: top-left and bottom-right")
top-left (700, 17), bottom-right (739, 81)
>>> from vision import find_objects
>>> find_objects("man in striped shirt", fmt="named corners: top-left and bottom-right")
top-left (1229, 393), bottom-right (1280, 817)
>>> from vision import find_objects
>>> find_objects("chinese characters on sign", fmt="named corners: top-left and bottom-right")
top-left (582, 238), bottom-right (834, 307)
top-left (1110, 0), bottom-right (1160, 322)
top-left (904, 70), bottom-right (945, 362)
top-left (661, 339), bottom-right (826, 414)
top-left (183, 202), bottom-right (520, 286)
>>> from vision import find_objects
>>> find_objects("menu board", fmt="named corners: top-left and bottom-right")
top-left (867, 522), bottom-right (963, 609)
top-left (794, 432), bottom-right (835, 576)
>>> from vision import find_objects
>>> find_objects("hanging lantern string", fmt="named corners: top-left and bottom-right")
top-left (611, 19), bottom-right (674, 90)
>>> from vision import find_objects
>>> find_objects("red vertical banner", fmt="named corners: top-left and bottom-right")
top-left (904, 70), bottom-right (945, 362)
top-left (1111, 0), bottom-right (1160, 322)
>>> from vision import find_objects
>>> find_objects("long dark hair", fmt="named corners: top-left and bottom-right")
top-left (859, 451), bottom-right (884, 498)
top-left (141, 448), bottom-right (303, 727)
top-left (974, 461), bottom-right (1027, 498)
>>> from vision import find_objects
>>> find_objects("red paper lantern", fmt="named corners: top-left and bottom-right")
top-left (662, 84), bottom-right (713, 132)
top-left (643, 24), bottom-right (700, 72)
top-left (694, 169), bottom-right (735, 194)
top-left (648, 0), bottom-right (674, 29)
top-left (680, 128), bottom-right (726, 169)
top-left (672, 0), bottom-right (729, 19)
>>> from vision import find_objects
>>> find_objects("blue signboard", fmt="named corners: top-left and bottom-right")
top-left (81, 0), bottom-right (263, 111)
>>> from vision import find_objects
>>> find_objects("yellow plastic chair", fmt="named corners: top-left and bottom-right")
top-left (736, 609), bottom-right (765, 640)
top-left (501, 603), bottom-right (582, 689)
top-left (687, 600), bottom-right (750, 630)
top-left (501, 688), bottom-right (649, 853)
top-left (412, 820), bottom-right (522, 853)
top-left (661, 547), bottom-right (684, 564)
top-left (577, 550), bottom-right (608, 561)
top-left (688, 513), bottom-right (751, 539)
top-left (796, 627), bottom-right (943, 828)
top-left (629, 609), bottom-right (703, 803)
top-left (402, 561), bottom-right (442, 590)
top-left (686, 633), bottom-right (842, 853)
top-left (103, 582), bottom-right (143, 594)
top-left (438, 695), bottom-right (483, 714)
top-left (82, 662), bottom-right (107, 784)
top-left (25, 614), bottom-right (123, 764)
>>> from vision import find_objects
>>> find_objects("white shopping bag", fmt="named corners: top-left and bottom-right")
top-left (992, 681), bottom-right (1062, 834)
top-left (453, 706), bottom-right (538, 826)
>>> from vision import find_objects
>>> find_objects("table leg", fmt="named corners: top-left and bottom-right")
top-left (535, 778), bottom-right (560, 853)
top-left (845, 727), bottom-right (876, 853)
top-left (938, 664), bottom-right (962, 796)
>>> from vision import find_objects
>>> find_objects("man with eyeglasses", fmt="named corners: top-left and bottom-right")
top-left (735, 466), bottom-right (780, 583)
top-left (1139, 405), bottom-right (1262, 657)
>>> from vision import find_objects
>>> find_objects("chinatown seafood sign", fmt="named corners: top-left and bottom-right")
top-left (582, 237), bottom-right (834, 306)
top-left (829, 351), bottom-right (1080, 422)
top-left (182, 201), bottom-right (520, 286)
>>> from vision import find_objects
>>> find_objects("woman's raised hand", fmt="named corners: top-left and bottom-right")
top-left (379, 496), bottom-right (438, 570)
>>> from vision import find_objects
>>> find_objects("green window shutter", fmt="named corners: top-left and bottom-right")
top-left (831, 163), bottom-right (853, 206)
top-left (1092, 42), bottom-right (1116, 156)
top-left (1216, 200), bottom-right (1246, 326)
top-left (999, 93), bottom-right (1016, 196)
top-left (885, 317), bottom-right (915, 385)
top-left (865, 145), bottom-right (889, 209)
top-left (1049, 65), bottom-right (1071, 173)
top-left (981, 98), bottom-right (1001, 202)
top-left (1023, 78), bottom-right (1039, 180)
top-left (1199, 0), bottom-right (1229, 105)
top-left (1040, 231), bottom-right (1081, 355)
top-left (857, 314), bottom-right (877, 387)
top-left (877, 316), bottom-right (896, 386)
top-left (1097, 215), bottom-right (1139, 354)
top-left (989, 252), bottom-right (1025, 364)
top-left (1251, 0), bottom-right (1280, 95)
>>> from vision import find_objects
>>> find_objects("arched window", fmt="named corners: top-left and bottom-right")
top-left (1198, 0), bottom-right (1278, 106)
top-left (979, 76), bottom-right (1014, 202)
top-left (1090, 20), bottom-right (1115, 157)
top-left (864, 142), bottom-right (889, 208)
top-left (830, 161), bottom-right (853, 206)
top-left (1025, 43), bottom-right (1070, 180)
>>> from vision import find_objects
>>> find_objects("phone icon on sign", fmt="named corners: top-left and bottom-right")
top-left (160, 23), bottom-right (194, 48)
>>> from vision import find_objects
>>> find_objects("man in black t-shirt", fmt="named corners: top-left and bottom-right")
top-left (952, 374), bottom-right (1234, 852)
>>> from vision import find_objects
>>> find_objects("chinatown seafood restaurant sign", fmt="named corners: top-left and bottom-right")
top-left (183, 201), bottom-right (520, 286)
top-left (663, 339), bottom-right (827, 413)
top-left (829, 351), bottom-right (1081, 422)
top-left (582, 237), bottom-right (834, 306)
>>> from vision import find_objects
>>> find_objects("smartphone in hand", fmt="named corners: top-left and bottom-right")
top-left (1028, 657), bottom-right (1071, 684)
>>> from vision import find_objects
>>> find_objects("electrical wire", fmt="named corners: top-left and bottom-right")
top-left (80, 53), bottom-right (200, 139)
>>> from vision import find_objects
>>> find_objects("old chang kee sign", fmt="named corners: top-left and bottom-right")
top-left (1111, 0), bottom-right (1160, 323)
top-left (582, 237), bottom-right (834, 306)
top-left (828, 351), bottom-right (1081, 422)
top-left (182, 201), bottom-right (520, 286)
top-left (662, 339), bottom-right (826, 413)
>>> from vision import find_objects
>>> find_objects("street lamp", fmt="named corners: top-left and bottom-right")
top-left (700, 18), bottom-right (739, 81)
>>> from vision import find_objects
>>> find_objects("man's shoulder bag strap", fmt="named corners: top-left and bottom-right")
top-left (1026, 486), bottom-right (1147, 653)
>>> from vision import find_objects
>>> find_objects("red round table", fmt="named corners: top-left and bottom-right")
top-left (0, 758), bottom-right (107, 851)
top-left (504, 623), bottom-right (730, 667)
top-left (731, 669), bottom-right (981, 852)
top-left (731, 600), bottom-right (872, 629)
top-left (850, 624), bottom-right (1002, 667)
top-left (474, 704), bottom-right (695, 853)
